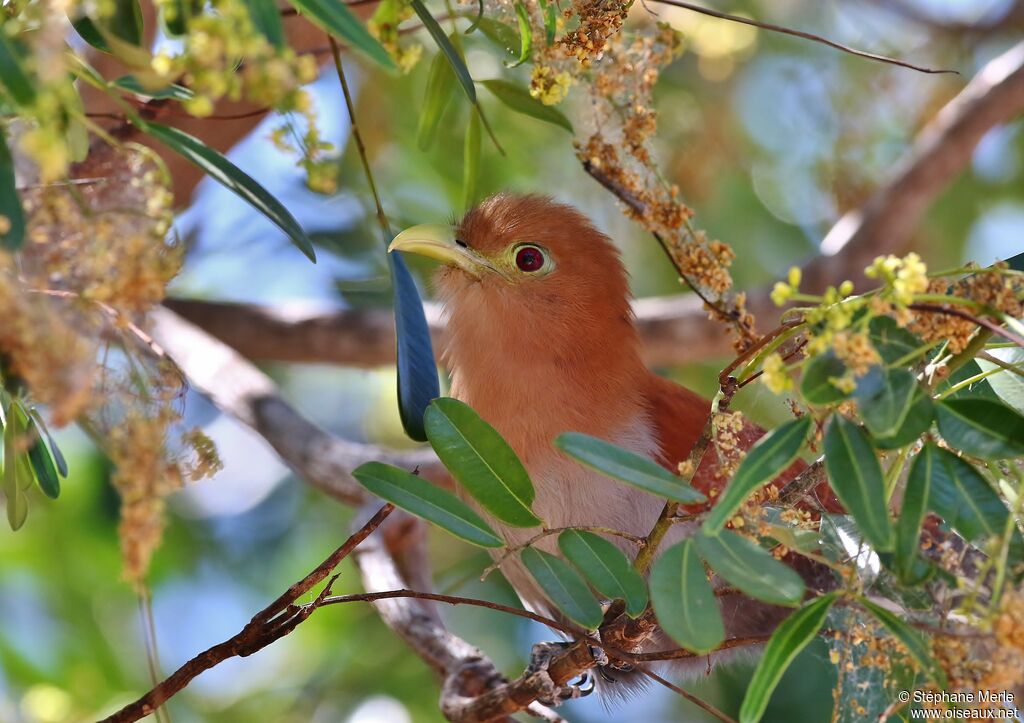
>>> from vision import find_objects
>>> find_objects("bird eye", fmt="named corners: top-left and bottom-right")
top-left (515, 245), bottom-right (545, 272)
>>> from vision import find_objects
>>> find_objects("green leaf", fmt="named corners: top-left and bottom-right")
top-left (464, 0), bottom-right (484, 33)
top-left (142, 122), bottom-right (316, 262)
top-left (417, 48), bottom-right (458, 151)
top-left (0, 32), bottom-right (36, 107)
top-left (538, 0), bottom-right (557, 45)
top-left (462, 111), bottom-right (481, 211)
top-left (558, 530), bottom-right (648, 617)
top-left (694, 530), bottom-right (805, 606)
top-left (869, 316), bottom-right (926, 366)
top-left (474, 17), bottom-right (519, 57)
top-left (870, 385), bottom-right (934, 450)
top-left (113, 75), bottom-right (194, 101)
top-left (504, 1), bottom-right (532, 68)
top-left (977, 347), bottom-right (1024, 416)
top-left (27, 408), bottom-right (68, 478)
top-left (3, 400), bottom-right (29, 530)
top-left (388, 250), bottom-right (440, 442)
top-left (739, 593), bottom-right (837, 723)
top-left (411, 0), bottom-right (475, 103)
top-left (703, 416), bottom-right (811, 534)
top-left (854, 366), bottom-right (917, 439)
top-left (287, 0), bottom-right (395, 69)
top-left (352, 462), bottom-right (503, 547)
top-left (244, 0), bottom-right (286, 48)
top-left (650, 540), bottom-right (724, 653)
top-left (926, 443), bottom-right (1011, 543)
top-left (71, 16), bottom-right (111, 53)
top-left (859, 597), bottom-right (946, 687)
top-left (936, 398), bottom-right (1024, 460)
top-left (521, 547), bottom-right (603, 629)
top-left (800, 352), bottom-right (850, 405)
top-left (554, 432), bottom-right (706, 504)
top-left (425, 398), bottom-right (540, 527)
top-left (481, 79), bottom-right (573, 133)
top-left (108, 0), bottom-right (144, 44)
top-left (25, 417), bottom-right (59, 499)
top-left (895, 445), bottom-right (932, 584)
top-left (0, 131), bottom-right (26, 251)
top-left (823, 416), bottom-right (894, 551)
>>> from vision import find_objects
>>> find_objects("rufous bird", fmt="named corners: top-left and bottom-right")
top-left (389, 193), bottom-right (829, 688)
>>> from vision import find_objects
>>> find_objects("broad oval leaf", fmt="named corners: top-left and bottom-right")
top-left (739, 593), bottom-right (837, 723)
top-left (504, 1), bottom-right (532, 68)
top-left (462, 111), bottom-right (481, 211)
top-left (554, 432), bottom-right (706, 504)
top-left (870, 385), bottom-right (934, 450)
top-left (869, 315), bottom-right (926, 366)
top-left (287, 0), bottom-right (395, 69)
top-left (977, 346), bottom-right (1024, 416)
top-left (558, 529), bottom-right (648, 617)
top-left (143, 122), bottom-right (316, 262)
top-left (854, 366), bottom-right (917, 439)
top-left (800, 352), bottom-right (850, 405)
top-left (650, 540), bottom-right (724, 653)
top-left (411, 0), bottom-right (475, 103)
top-left (694, 530), bottom-right (805, 606)
top-left (27, 408), bottom-right (68, 478)
top-left (823, 416), bottom-right (894, 552)
top-left (927, 443), bottom-right (1012, 544)
top-left (859, 597), bottom-right (946, 687)
top-left (481, 79), bottom-right (573, 133)
top-left (0, 132), bottom-right (25, 251)
top-left (352, 461), bottom-right (503, 547)
top-left (894, 444), bottom-right (932, 584)
top-left (425, 398), bottom-right (541, 527)
top-left (0, 33), bottom-right (36, 107)
top-left (936, 398), bottom-right (1024, 460)
top-left (703, 416), bottom-right (811, 534)
top-left (389, 250), bottom-right (440, 442)
top-left (417, 48), bottom-right (458, 151)
top-left (521, 547), bottom-right (603, 629)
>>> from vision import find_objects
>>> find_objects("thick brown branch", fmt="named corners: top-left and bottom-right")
top-left (98, 504), bottom-right (394, 723)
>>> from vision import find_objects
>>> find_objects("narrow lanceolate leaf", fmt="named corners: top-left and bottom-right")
top-left (108, 0), bottom-right (144, 44)
top-left (0, 33), bottom-right (36, 107)
top-left (871, 385), bottom-right (935, 450)
top-left (926, 443), bottom-right (1010, 543)
top-left (936, 398), bottom-right (1024, 460)
top-left (114, 75), bottom-right (194, 101)
top-left (481, 79), bottom-right (573, 133)
top-left (27, 408), bottom-right (68, 478)
top-left (895, 445), bottom-right (932, 584)
top-left (25, 417), bottom-right (59, 499)
top-left (650, 540), bottom-right (724, 653)
top-left (800, 352), bottom-right (850, 406)
top-left (538, 0), bottom-right (557, 45)
top-left (694, 530), bottom-right (805, 607)
top-left (859, 598), bottom-right (946, 687)
top-left (0, 132), bottom-right (26, 251)
top-left (739, 593), bottom-right (837, 723)
top-left (143, 122), bottom-right (316, 262)
top-left (823, 416), bottom-right (894, 552)
top-left (703, 416), bottom-right (811, 534)
top-left (504, 1), bottom-right (532, 68)
top-left (854, 367), bottom-right (917, 439)
top-left (462, 111), bottom-right (481, 211)
top-left (3, 401), bottom-right (28, 530)
top-left (287, 0), bottom-right (394, 69)
top-left (389, 250), bottom-right (440, 442)
top-left (244, 0), bottom-right (286, 48)
top-left (521, 547), bottom-right (603, 629)
top-left (558, 530), bottom-right (648, 617)
top-left (474, 17), bottom-right (519, 57)
top-left (464, 0), bottom-right (484, 33)
top-left (555, 432), bottom-right (706, 504)
top-left (352, 462), bottom-right (503, 547)
top-left (417, 48), bottom-right (458, 151)
top-left (71, 16), bottom-right (111, 53)
top-left (425, 398), bottom-right (541, 527)
top-left (411, 0), bottom-right (476, 103)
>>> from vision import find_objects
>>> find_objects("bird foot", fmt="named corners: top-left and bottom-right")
top-left (527, 642), bottom-right (598, 705)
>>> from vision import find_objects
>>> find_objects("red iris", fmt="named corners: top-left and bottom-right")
top-left (515, 246), bottom-right (545, 272)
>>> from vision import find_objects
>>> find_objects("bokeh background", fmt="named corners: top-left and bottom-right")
top-left (2, 0), bottom-right (1023, 721)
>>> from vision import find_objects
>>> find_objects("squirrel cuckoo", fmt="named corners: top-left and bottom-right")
top-left (390, 193), bottom-right (828, 688)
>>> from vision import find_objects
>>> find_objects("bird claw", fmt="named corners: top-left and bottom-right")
top-left (527, 642), bottom-right (597, 706)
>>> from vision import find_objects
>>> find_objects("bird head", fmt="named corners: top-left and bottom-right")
top-left (388, 194), bottom-right (635, 340)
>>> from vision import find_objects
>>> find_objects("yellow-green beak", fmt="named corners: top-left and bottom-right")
top-left (388, 224), bottom-right (499, 279)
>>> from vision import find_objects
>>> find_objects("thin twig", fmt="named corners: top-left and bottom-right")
top-left (641, 668), bottom-right (739, 723)
top-left (649, 0), bottom-right (958, 75)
